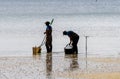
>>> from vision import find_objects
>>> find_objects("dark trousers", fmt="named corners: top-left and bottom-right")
top-left (46, 42), bottom-right (52, 53)
top-left (72, 36), bottom-right (79, 54)
top-left (46, 37), bottom-right (52, 53)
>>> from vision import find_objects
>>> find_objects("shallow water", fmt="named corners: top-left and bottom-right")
top-left (0, 53), bottom-right (120, 79)
top-left (1, 13), bottom-right (120, 56)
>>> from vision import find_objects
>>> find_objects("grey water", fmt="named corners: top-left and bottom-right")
top-left (0, 0), bottom-right (120, 57)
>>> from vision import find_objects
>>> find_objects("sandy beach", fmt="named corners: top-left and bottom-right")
top-left (0, 53), bottom-right (120, 79)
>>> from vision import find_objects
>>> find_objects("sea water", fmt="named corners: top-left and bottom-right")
top-left (0, 0), bottom-right (120, 57)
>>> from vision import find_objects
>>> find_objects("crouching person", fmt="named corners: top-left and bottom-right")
top-left (63, 31), bottom-right (79, 54)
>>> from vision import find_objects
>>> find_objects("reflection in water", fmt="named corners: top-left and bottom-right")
top-left (46, 53), bottom-right (52, 79)
top-left (86, 58), bottom-right (88, 70)
top-left (65, 54), bottom-right (79, 71)
top-left (33, 54), bottom-right (41, 60)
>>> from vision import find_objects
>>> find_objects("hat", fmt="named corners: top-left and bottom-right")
top-left (45, 21), bottom-right (50, 25)
top-left (63, 31), bottom-right (67, 35)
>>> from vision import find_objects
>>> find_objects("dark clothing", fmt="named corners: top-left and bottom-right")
top-left (72, 36), bottom-right (79, 54)
top-left (46, 25), bottom-right (52, 36)
top-left (66, 31), bottom-right (79, 54)
top-left (67, 31), bottom-right (79, 41)
top-left (45, 25), bottom-right (52, 53)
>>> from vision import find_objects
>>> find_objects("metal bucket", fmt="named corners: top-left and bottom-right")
top-left (32, 46), bottom-right (41, 55)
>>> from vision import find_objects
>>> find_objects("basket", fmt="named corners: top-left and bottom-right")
top-left (32, 46), bottom-right (41, 55)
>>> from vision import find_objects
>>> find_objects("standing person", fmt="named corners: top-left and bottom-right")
top-left (44, 21), bottom-right (52, 53)
top-left (63, 31), bottom-right (79, 54)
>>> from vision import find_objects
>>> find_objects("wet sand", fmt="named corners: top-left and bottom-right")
top-left (0, 53), bottom-right (120, 79)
